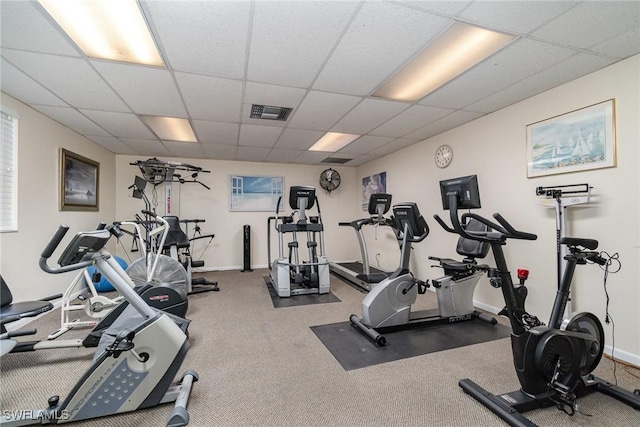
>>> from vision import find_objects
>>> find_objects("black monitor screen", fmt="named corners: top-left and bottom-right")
top-left (439, 175), bottom-right (481, 210)
top-left (289, 186), bottom-right (316, 210)
top-left (132, 175), bottom-right (147, 199)
top-left (392, 203), bottom-right (424, 238)
top-left (368, 193), bottom-right (392, 216)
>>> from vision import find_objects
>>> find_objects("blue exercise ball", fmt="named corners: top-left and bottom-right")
top-left (87, 256), bottom-right (128, 292)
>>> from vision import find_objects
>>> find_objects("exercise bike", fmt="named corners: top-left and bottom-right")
top-left (1, 225), bottom-right (198, 426)
top-left (434, 175), bottom-right (640, 426)
top-left (350, 202), bottom-right (496, 346)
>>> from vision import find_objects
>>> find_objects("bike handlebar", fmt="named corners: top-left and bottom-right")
top-left (433, 193), bottom-right (537, 243)
top-left (40, 225), bottom-right (69, 259)
top-left (39, 225), bottom-right (97, 274)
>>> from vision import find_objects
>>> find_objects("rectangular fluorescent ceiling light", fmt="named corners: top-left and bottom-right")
top-left (38, 0), bottom-right (163, 67)
top-left (141, 116), bottom-right (197, 143)
top-left (308, 132), bottom-right (360, 152)
top-left (373, 22), bottom-right (515, 102)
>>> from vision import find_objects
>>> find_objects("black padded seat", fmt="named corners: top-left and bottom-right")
top-left (162, 216), bottom-right (190, 250)
top-left (435, 219), bottom-right (490, 279)
top-left (1, 275), bottom-right (54, 332)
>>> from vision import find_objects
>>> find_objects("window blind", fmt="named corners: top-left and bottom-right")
top-left (1, 110), bottom-right (18, 232)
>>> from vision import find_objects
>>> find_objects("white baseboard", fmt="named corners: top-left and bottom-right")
top-left (604, 345), bottom-right (640, 367)
top-left (192, 264), bottom-right (270, 273)
top-left (471, 298), bottom-right (640, 366)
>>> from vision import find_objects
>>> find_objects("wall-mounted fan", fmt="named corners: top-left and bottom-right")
top-left (319, 168), bottom-right (341, 193)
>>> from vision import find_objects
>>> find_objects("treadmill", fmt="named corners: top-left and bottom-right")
top-left (330, 194), bottom-right (394, 292)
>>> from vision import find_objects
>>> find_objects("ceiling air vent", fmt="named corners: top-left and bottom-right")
top-left (250, 104), bottom-right (293, 121)
top-left (321, 157), bottom-right (352, 164)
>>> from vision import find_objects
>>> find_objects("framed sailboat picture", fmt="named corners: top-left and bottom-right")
top-left (526, 99), bottom-right (616, 178)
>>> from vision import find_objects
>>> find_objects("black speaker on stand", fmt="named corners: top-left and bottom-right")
top-left (242, 224), bottom-right (252, 272)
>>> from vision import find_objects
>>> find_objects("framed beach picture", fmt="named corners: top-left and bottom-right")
top-left (59, 149), bottom-right (99, 211)
top-left (526, 99), bottom-right (616, 178)
top-left (230, 175), bottom-right (284, 212)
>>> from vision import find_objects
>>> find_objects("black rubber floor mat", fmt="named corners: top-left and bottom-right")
top-left (311, 318), bottom-right (511, 371)
top-left (263, 276), bottom-right (341, 308)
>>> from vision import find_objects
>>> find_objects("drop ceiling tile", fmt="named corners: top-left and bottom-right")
top-left (163, 141), bottom-right (205, 159)
top-left (237, 146), bottom-right (271, 162)
top-left (589, 27), bottom-right (640, 59)
top-left (175, 72), bottom-right (243, 122)
top-left (345, 154), bottom-right (382, 167)
top-left (368, 138), bottom-right (419, 157)
top-left (288, 91), bottom-right (361, 131)
top-left (331, 99), bottom-right (410, 135)
top-left (420, 38), bottom-right (576, 109)
top-left (1, 49), bottom-right (129, 111)
top-left (202, 143), bottom-right (238, 160)
top-left (121, 139), bottom-right (171, 157)
top-left (369, 105), bottom-right (453, 137)
top-left (459, 1), bottom-right (576, 34)
top-left (265, 148), bottom-right (304, 163)
top-left (466, 53), bottom-right (618, 114)
top-left (31, 105), bottom-right (111, 136)
top-left (81, 110), bottom-right (156, 139)
top-left (274, 128), bottom-right (326, 150)
top-left (87, 136), bottom-right (138, 155)
top-left (238, 124), bottom-right (283, 148)
top-left (293, 151), bottom-right (332, 165)
top-left (247, 1), bottom-right (359, 88)
top-left (532, 1), bottom-right (639, 50)
top-left (337, 135), bottom-right (395, 155)
top-left (145, 1), bottom-right (250, 78)
top-left (92, 61), bottom-right (187, 117)
top-left (0, 1), bottom-right (80, 56)
top-left (0, 58), bottom-right (67, 106)
top-left (244, 82), bottom-right (308, 108)
top-left (404, 110), bottom-right (485, 140)
top-left (401, 1), bottom-right (472, 16)
top-left (313, 2), bottom-right (450, 95)
top-left (192, 121), bottom-right (239, 145)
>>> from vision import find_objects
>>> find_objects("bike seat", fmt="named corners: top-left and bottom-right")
top-left (559, 237), bottom-right (598, 250)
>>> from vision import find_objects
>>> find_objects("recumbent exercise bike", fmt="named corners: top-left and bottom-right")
top-left (1, 224), bottom-right (198, 426)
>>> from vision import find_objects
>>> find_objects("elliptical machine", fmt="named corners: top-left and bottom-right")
top-left (350, 202), bottom-right (496, 346)
top-left (434, 175), bottom-right (640, 426)
top-left (1, 225), bottom-right (198, 426)
top-left (268, 186), bottom-right (329, 297)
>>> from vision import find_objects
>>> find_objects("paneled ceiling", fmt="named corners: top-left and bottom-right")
top-left (1, 1), bottom-right (639, 166)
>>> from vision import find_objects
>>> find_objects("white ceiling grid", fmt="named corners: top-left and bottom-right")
top-left (0, 0), bottom-right (638, 166)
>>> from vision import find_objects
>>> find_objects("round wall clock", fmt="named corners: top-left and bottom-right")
top-left (319, 168), bottom-right (341, 193)
top-left (435, 144), bottom-right (453, 168)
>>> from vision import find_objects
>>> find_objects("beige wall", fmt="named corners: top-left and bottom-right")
top-left (0, 93), bottom-right (116, 302)
top-left (2, 54), bottom-right (638, 363)
top-left (356, 55), bottom-right (640, 363)
top-left (113, 156), bottom-right (359, 270)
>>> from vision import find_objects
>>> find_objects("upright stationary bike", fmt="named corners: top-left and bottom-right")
top-left (434, 176), bottom-right (640, 426)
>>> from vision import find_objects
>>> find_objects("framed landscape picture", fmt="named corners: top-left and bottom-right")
top-left (59, 149), bottom-right (99, 211)
top-left (527, 99), bottom-right (616, 178)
